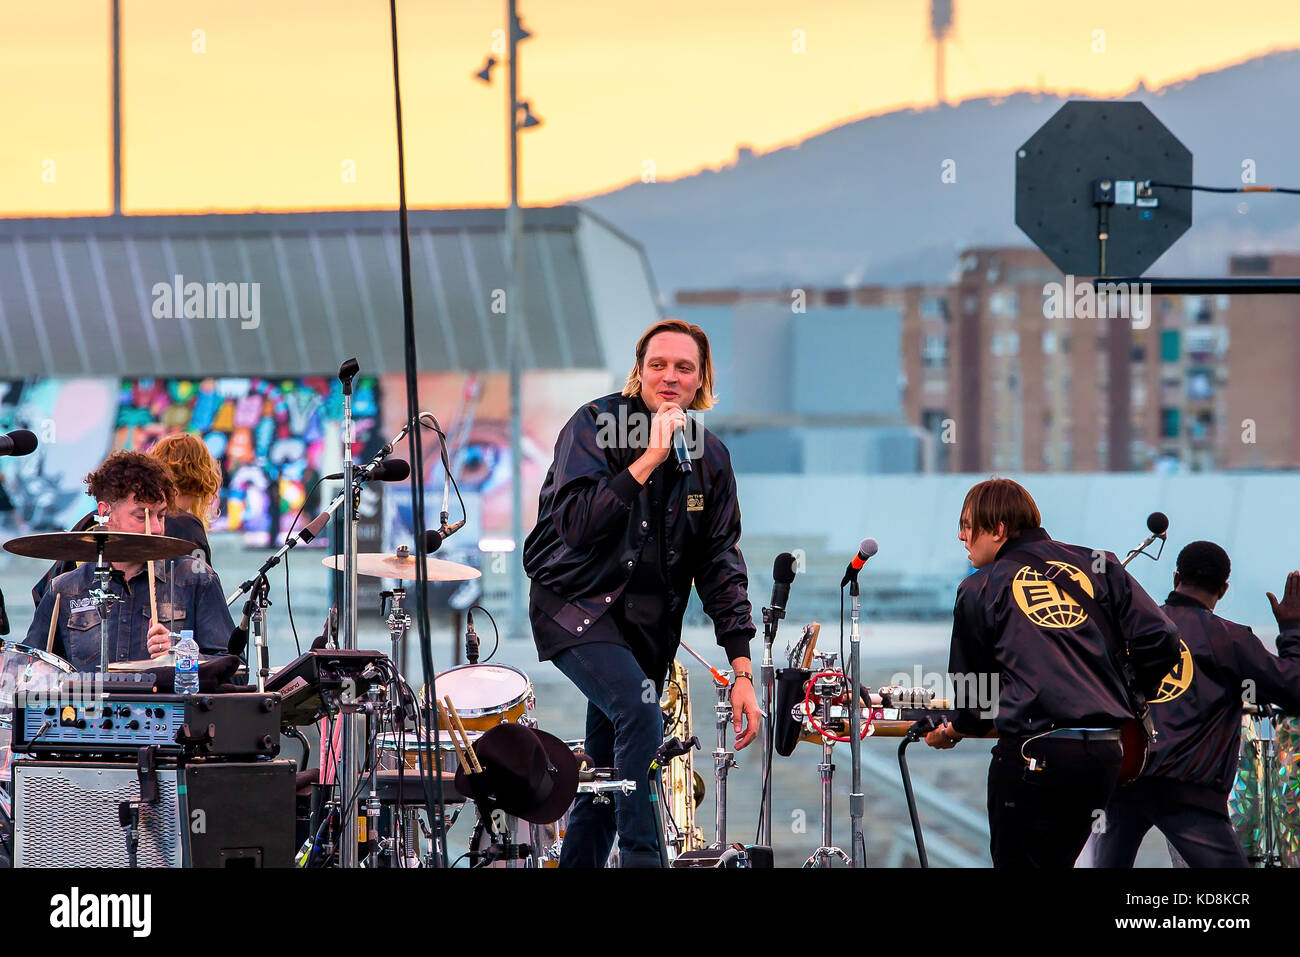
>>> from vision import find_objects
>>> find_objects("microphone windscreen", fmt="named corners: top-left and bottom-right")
top-left (6, 430), bottom-right (37, 456)
top-left (773, 552), bottom-right (797, 584)
top-left (374, 458), bottom-right (411, 482)
top-left (423, 528), bottom-right (444, 554)
top-left (1147, 512), bottom-right (1169, 535)
top-left (859, 538), bottom-right (879, 559)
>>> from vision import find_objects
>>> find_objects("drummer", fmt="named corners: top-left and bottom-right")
top-left (32, 433), bottom-right (220, 606)
top-left (24, 451), bottom-right (234, 671)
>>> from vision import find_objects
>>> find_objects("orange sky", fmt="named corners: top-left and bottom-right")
top-left (2, 0), bottom-right (1299, 216)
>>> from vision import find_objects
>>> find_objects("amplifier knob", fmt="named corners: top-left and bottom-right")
top-left (127, 719), bottom-right (140, 730)
top-left (101, 719), bottom-right (113, 730)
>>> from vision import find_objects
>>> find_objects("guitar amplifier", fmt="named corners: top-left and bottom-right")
top-left (15, 692), bottom-right (282, 759)
top-left (11, 758), bottom-right (296, 867)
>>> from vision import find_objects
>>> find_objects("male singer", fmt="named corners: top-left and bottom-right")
top-left (523, 318), bottom-right (759, 868)
top-left (924, 478), bottom-right (1180, 868)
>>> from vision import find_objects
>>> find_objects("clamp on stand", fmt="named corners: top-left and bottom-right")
top-left (381, 574), bottom-right (412, 677)
top-left (710, 670), bottom-right (736, 848)
top-left (248, 573), bottom-right (272, 692)
top-left (89, 533), bottom-right (125, 674)
top-left (804, 661), bottom-right (850, 868)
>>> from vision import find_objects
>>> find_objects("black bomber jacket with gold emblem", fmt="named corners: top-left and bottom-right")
top-left (947, 527), bottom-right (1180, 739)
top-left (1139, 593), bottom-right (1300, 804)
top-left (523, 392), bottom-right (754, 671)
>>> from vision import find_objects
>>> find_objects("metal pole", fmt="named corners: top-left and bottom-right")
top-left (340, 376), bottom-right (360, 868)
top-left (111, 0), bottom-right (122, 216)
top-left (506, 0), bottom-right (527, 639)
top-left (848, 580), bottom-right (865, 867)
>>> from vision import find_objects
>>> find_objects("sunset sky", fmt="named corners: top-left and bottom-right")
top-left (3, 0), bottom-right (1300, 216)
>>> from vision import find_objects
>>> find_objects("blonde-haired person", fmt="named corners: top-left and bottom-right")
top-left (522, 317), bottom-right (758, 868)
top-left (150, 432), bottom-right (221, 527)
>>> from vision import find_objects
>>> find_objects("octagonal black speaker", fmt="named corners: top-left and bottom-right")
top-left (1015, 101), bottom-right (1193, 277)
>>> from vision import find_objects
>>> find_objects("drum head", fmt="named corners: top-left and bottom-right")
top-left (0, 643), bottom-right (73, 709)
top-left (433, 664), bottom-right (531, 717)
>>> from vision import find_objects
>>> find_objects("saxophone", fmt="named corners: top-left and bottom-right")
top-left (660, 659), bottom-right (705, 858)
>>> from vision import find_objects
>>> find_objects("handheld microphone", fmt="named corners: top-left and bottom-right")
top-left (0, 429), bottom-right (38, 457)
top-left (671, 424), bottom-right (692, 474)
top-left (841, 538), bottom-right (879, 587)
top-left (768, 553), bottom-right (797, 621)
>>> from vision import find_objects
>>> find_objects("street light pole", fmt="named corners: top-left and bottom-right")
top-left (505, 0), bottom-right (526, 640)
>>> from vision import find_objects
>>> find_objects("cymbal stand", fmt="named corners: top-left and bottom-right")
top-left (1254, 704), bottom-right (1283, 868)
top-left (382, 577), bottom-right (411, 678)
top-left (88, 535), bottom-right (121, 675)
top-left (804, 662), bottom-right (850, 868)
top-left (710, 670), bottom-right (736, 846)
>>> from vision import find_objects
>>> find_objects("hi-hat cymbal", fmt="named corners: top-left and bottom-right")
top-left (4, 529), bottom-right (197, 564)
top-left (322, 550), bottom-right (481, 582)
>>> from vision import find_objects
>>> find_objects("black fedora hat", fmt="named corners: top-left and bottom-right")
top-left (453, 723), bottom-right (578, 825)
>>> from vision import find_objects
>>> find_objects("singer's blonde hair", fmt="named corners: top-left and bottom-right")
top-left (621, 318), bottom-right (717, 411)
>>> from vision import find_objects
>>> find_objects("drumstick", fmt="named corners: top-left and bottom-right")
top-left (46, 593), bottom-right (60, 653)
top-left (434, 700), bottom-right (472, 773)
top-left (144, 508), bottom-right (159, 626)
top-left (445, 699), bottom-right (482, 774)
top-left (444, 697), bottom-right (482, 773)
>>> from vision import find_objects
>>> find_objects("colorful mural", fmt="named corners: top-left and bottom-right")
top-left (115, 377), bottom-right (382, 545)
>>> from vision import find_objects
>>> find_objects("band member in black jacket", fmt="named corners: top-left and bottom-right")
top-left (924, 478), bottom-right (1180, 868)
top-left (1092, 542), bottom-right (1300, 867)
top-left (523, 319), bottom-right (759, 868)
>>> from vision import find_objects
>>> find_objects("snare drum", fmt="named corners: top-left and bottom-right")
top-left (430, 663), bottom-right (534, 732)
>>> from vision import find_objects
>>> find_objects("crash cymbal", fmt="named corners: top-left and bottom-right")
top-left (322, 550), bottom-right (481, 582)
top-left (4, 529), bottom-right (197, 564)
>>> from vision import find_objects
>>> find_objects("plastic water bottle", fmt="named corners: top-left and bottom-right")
top-left (174, 629), bottom-right (200, 695)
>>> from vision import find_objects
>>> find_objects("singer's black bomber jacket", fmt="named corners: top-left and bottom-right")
top-left (523, 392), bottom-right (754, 681)
top-left (1128, 592), bottom-right (1300, 809)
top-left (947, 527), bottom-right (1181, 739)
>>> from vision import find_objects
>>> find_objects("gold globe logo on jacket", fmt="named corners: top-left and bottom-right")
top-left (1011, 561), bottom-right (1093, 628)
top-left (1149, 641), bottom-right (1195, 703)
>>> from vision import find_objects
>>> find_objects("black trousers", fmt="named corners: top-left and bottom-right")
top-left (988, 735), bottom-right (1123, 868)
top-left (1092, 785), bottom-right (1247, 868)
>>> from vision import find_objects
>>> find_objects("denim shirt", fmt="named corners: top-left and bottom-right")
top-left (24, 556), bottom-right (234, 671)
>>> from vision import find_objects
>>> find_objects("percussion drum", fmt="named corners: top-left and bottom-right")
top-left (0, 642), bottom-right (74, 805)
top-left (376, 729), bottom-right (480, 781)
top-left (430, 664), bottom-right (534, 732)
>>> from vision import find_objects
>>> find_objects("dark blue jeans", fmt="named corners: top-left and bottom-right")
top-left (1092, 790), bottom-right (1248, 867)
top-left (551, 641), bottom-right (664, 868)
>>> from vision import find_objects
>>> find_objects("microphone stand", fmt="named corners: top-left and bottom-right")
top-left (338, 358), bottom-right (361, 869)
top-left (758, 600), bottom-right (784, 847)
top-left (846, 575), bottom-right (865, 868)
